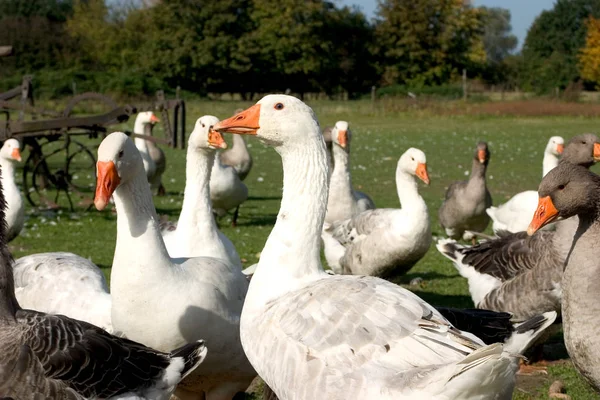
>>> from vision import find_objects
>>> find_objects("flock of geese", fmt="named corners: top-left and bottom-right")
top-left (1, 94), bottom-right (600, 399)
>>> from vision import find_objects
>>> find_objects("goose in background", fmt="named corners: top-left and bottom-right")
top-left (145, 118), bottom-right (167, 196)
top-left (528, 163), bottom-right (600, 391)
top-left (162, 116), bottom-right (242, 267)
top-left (322, 148), bottom-right (431, 278)
top-left (439, 141), bottom-right (492, 242)
top-left (436, 133), bottom-right (600, 321)
top-left (324, 120), bottom-right (375, 224)
top-left (12, 252), bottom-right (112, 332)
top-left (133, 111), bottom-right (161, 191)
top-left (210, 151), bottom-right (249, 227)
top-left (487, 136), bottom-right (564, 234)
top-left (95, 132), bottom-right (255, 399)
top-left (214, 95), bottom-right (518, 400)
top-left (0, 138), bottom-right (24, 241)
top-left (220, 109), bottom-right (253, 181)
top-left (0, 163), bottom-right (207, 399)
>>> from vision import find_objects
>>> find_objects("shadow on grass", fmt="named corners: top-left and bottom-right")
top-left (247, 195), bottom-right (282, 201)
top-left (235, 214), bottom-right (278, 227)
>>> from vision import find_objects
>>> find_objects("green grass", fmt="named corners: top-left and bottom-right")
top-left (9, 99), bottom-right (600, 399)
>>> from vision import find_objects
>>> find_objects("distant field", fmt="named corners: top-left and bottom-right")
top-left (9, 99), bottom-right (600, 399)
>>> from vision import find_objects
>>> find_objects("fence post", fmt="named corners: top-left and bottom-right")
top-left (462, 69), bottom-right (467, 101)
top-left (71, 80), bottom-right (77, 95)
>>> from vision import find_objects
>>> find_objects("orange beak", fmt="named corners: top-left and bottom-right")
top-left (11, 148), bottom-right (21, 162)
top-left (208, 129), bottom-right (228, 149)
top-left (150, 114), bottom-right (160, 124)
top-left (527, 196), bottom-right (559, 236)
top-left (556, 143), bottom-right (564, 154)
top-left (337, 130), bottom-right (347, 148)
top-left (94, 161), bottom-right (120, 211)
top-left (214, 104), bottom-right (260, 135)
top-left (415, 163), bottom-right (430, 185)
top-left (478, 149), bottom-right (486, 164)
top-left (594, 143), bottom-right (600, 161)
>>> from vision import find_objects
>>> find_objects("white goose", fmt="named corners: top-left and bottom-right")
top-left (214, 95), bottom-right (518, 400)
top-left (162, 116), bottom-right (242, 267)
top-left (134, 111), bottom-right (160, 187)
top-left (13, 252), bottom-right (112, 332)
top-left (94, 132), bottom-right (255, 399)
top-left (322, 148), bottom-right (431, 277)
top-left (325, 121), bottom-right (375, 224)
top-left (0, 139), bottom-right (24, 241)
top-left (209, 151), bottom-right (249, 226)
top-left (486, 136), bottom-right (564, 234)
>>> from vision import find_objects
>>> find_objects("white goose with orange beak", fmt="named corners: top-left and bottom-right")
top-left (322, 147), bottom-right (432, 277)
top-left (214, 95), bottom-right (518, 400)
top-left (324, 120), bottom-right (375, 225)
top-left (0, 139), bottom-right (24, 242)
top-left (94, 131), bottom-right (255, 400)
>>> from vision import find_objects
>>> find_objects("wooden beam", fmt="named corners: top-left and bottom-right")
top-left (0, 46), bottom-right (13, 57)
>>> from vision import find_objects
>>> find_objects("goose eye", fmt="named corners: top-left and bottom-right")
top-left (201, 123), bottom-right (205, 128)
top-left (411, 157), bottom-right (414, 161)
top-left (274, 103), bottom-right (284, 110)
top-left (558, 184), bottom-right (565, 190)
top-left (118, 150), bottom-right (124, 159)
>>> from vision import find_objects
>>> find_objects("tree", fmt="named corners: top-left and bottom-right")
top-left (480, 7), bottom-right (517, 64)
top-left (579, 16), bottom-right (600, 86)
top-left (521, 0), bottom-right (600, 92)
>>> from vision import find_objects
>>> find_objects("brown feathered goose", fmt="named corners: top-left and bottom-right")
top-left (0, 171), bottom-right (207, 398)
top-left (439, 141), bottom-right (492, 241)
top-left (528, 163), bottom-right (600, 391)
top-left (437, 133), bottom-right (600, 320)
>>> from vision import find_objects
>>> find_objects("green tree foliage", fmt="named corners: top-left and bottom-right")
top-left (373, 0), bottom-right (485, 86)
top-left (0, 0), bottom-right (75, 72)
top-left (521, 0), bottom-right (600, 92)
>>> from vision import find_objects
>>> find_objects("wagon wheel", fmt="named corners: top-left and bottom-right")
top-left (21, 93), bottom-right (118, 210)
top-left (23, 135), bottom-right (97, 211)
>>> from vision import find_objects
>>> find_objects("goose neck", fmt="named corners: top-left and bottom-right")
top-left (134, 121), bottom-right (150, 152)
top-left (256, 138), bottom-right (328, 282)
top-left (231, 135), bottom-right (250, 157)
top-left (330, 145), bottom-right (352, 189)
top-left (395, 168), bottom-right (424, 208)
top-left (469, 158), bottom-right (487, 180)
top-left (112, 172), bottom-right (171, 267)
top-left (0, 159), bottom-right (15, 180)
top-left (176, 146), bottom-right (217, 236)
top-left (0, 246), bottom-right (18, 321)
top-left (542, 151), bottom-right (559, 177)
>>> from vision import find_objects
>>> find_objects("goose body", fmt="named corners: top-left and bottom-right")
top-left (214, 95), bottom-right (518, 400)
top-left (162, 116), bottom-right (242, 267)
top-left (528, 164), bottom-right (600, 391)
top-left (324, 121), bottom-right (374, 224)
top-left (323, 148), bottom-right (431, 278)
top-left (435, 134), bottom-right (600, 320)
top-left (0, 166), bottom-right (207, 399)
top-left (147, 132), bottom-right (167, 195)
top-left (209, 152), bottom-right (249, 218)
top-left (439, 142), bottom-right (492, 241)
top-left (487, 136), bottom-right (564, 234)
top-left (95, 132), bottom-right (255, 398)
top-left (221, 134), bottom-right (253, 181)
top-left (0, 139), bottom-right (24, 242)
top-left (13, 252), bottom-right (112, 332)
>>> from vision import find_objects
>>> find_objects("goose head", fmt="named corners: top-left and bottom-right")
top-left (94, 132), bottom-right (144, 210)
top-left (528, 163), bottom-right (600, 235)
top-left (475, 141), bottom-right (490, 165)
top-left (546, 136), bottom-right (564, 156)
top-left (398, 148), bottom-right (429, 185)
top-left (213, 94), bottom-right (321, 151)
top-left (189, 116), bottom-right (227, 151)
top-left (0, 139), bottom-right (21, 162)
top-left (562, 133), bottom-right (600, 167)
top-left (331, 121), bottom-right (351, 151)
top-left (135, 111), bottom-right (160, 126)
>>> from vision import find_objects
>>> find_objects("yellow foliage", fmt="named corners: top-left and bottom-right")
top-left (579, 17), bottom-right (600, 87)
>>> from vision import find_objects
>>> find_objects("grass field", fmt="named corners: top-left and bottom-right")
top-left (9, 99), bottom-right (600, 399)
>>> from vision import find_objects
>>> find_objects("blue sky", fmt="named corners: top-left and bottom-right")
top-left (339, 0), bottom-right (555, 50)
